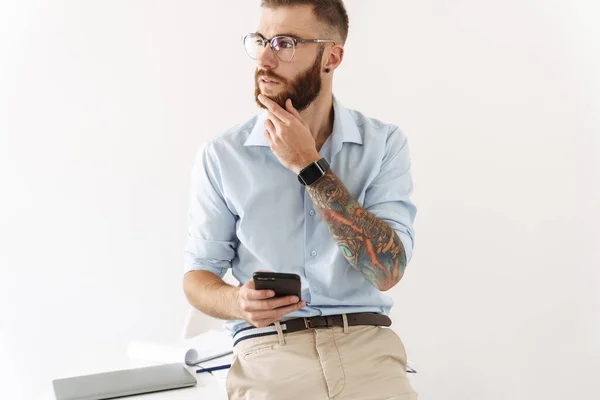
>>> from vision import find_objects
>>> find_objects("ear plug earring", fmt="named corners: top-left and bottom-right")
top-left (325, 68), bottom-right (331, 73)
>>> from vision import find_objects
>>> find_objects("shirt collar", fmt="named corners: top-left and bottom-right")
top-left (243, 95), bottom-right (363, 157)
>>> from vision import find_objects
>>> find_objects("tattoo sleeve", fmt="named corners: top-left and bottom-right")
top-left (306, 169), bottom-right (407, 291)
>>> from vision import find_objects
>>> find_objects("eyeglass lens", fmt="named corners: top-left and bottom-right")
top-left (244, 35), bottom-right (295, 62)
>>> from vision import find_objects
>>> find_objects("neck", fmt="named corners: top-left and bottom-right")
top-left (298, 91), bottom-right (334, 152)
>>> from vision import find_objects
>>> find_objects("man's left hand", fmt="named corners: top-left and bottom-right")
top-left (259, 94), bottom-right (321, 174)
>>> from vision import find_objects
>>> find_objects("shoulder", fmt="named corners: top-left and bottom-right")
top-left (198, 113), bottom-right (261, 156)
top-left (347, 108), bottom-right (407, 148)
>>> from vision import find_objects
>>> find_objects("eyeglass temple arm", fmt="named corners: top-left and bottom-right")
top-left (297, 39), bottom-right (336, 44)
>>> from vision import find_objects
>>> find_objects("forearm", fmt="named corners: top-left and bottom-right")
top-left (307, 170), bottom-right (407, 291)
top-left (183, 270), bottom-right (242, 320)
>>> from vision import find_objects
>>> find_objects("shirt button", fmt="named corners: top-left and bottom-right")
top-left (309, 209), bottom-right (315, 216)
top-left (311, 250), bottom-right (317, 257)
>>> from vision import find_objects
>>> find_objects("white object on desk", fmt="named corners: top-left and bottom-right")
top-left (46, 360), bottom-right (229, 400)
top-left (126, 329), bottom-right (234, 393)
top-left (127, 356), bottom-right (231, 399)
top-left (126, 329), bottom-right (233, 365)
top-left (46, 329), bottom-right (233, 399)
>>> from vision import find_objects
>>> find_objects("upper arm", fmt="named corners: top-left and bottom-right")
top-left (184, 142), bottom-right (237, 278)
top-left (362, 128), bottom-right (417, 264)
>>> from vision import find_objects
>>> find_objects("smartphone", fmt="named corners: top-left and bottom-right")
top-left (252, 272), bottom-right (301, 299)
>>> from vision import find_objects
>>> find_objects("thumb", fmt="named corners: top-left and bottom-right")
top-left (286, 98), bottom-right (301, 118)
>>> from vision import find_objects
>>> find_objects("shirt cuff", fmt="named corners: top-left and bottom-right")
top-left (184, 257), bottom-right (229, 278)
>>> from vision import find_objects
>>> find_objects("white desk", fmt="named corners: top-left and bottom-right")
top-left (118, 364), bottom-right (227, 399)
top-left (45, 358), bottom-right (229, 399)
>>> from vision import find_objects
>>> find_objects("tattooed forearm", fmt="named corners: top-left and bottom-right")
top-left (307, 170), bottom-right (407, 291)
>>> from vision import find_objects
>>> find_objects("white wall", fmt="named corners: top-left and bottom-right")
top-left (1, 1), bottom-right (598, 399)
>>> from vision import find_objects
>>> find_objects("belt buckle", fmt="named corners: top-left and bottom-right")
top-left (304, 317), bottom-right (312, 329)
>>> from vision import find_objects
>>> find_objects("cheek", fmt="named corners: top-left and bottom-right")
top-left (277, 69), bottom-right (295, 84)
top-left (280, 62), bottom-right (309, 82)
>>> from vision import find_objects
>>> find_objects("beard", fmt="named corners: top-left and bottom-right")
top-left (254, 46), bottom-right (325, 112)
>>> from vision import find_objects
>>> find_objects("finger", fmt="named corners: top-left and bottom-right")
top-left (245, 288), bottom-right (276, 301)
top-left (242, 283), bottom-right (275, 301)
top-left (264, 129), bottom-right (274, 146)
top-left (273, 301), bottom-right (306, 319)
top-left (285, 99), bottom-right (302, 119)
top-left (264, 116), bottom-right (280, 136)
top-left (247, 295), bottom-right (300, 312)
top-left (248, 300), bottom-right (306, 323)
top-left (258, 94), bottom-right (291, 124)
top-left (267, 112), bottom-right (284, 132)
top-left (244, 278), bottom-right (256, 290)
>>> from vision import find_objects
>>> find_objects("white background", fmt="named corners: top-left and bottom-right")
top-left (1, 1), bottom-right (599, 399)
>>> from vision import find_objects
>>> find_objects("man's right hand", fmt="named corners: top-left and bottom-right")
top-left (236, 279), bottom-right (306, 328)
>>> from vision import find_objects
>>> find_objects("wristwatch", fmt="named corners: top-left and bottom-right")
top-left (297, 158), bottom-right (330, 186)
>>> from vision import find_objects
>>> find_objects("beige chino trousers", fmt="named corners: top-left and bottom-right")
top-left (226, 320), bottom-right (419, 400)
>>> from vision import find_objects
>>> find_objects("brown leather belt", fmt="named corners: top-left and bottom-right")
top-left (281, 312), bottom-right (391, 334)
top-left (232, 312), bottom-right (392, 347)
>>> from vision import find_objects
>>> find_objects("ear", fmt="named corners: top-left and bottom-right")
top-left (324, 45), bottom-right (344, 73)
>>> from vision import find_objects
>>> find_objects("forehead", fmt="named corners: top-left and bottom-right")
top-left (258, 5), bottom-right (321, 38)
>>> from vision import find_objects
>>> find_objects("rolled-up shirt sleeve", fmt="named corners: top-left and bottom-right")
top-left (184, 141), bottom-right (237, 277)
top-left (363, 127), bottom-right (417, 264)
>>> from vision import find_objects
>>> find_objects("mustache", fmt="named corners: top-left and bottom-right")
top-left (255, 70), bottom-right (286, 84)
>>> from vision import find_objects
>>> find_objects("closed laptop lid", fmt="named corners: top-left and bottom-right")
top-left (52, 363), bottom-right (197, 400)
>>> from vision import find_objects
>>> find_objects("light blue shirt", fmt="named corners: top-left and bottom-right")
top-left (184, 95), bottom-right (417, 334)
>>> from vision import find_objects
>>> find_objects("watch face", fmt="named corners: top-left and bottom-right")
top-left (298, 158), bottom-right (329, 186)
top-left (303, 166), bottom-right (322, 185)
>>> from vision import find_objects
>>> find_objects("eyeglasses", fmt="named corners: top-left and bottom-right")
top-left (242, 33), bottom-right (336, 63)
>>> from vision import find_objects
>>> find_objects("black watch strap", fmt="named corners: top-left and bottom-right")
top-left (297, 158), bottom-right (330, 186)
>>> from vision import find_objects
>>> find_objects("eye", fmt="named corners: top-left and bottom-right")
top-left (273, 37), bottom-right (294, 50)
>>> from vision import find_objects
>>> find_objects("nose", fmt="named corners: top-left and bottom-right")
top-left (256, 42), bottom-right (278, 71)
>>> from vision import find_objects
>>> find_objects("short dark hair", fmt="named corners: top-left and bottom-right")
top-left (260, 0), bottom-right (349, 44)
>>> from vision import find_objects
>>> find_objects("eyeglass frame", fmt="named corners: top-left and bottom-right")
top-left (242, 32), bottom-right (336, 62)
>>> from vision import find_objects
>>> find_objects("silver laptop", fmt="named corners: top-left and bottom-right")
top-left (52, 363), bottom-right (197, 400)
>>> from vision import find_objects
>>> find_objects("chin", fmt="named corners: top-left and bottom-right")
top-left (261, 86), bottom-right (281, 95)
top-left (255, 84), bottom-right (286, 109)
top-left (257, 90), bottom-right (278, 101)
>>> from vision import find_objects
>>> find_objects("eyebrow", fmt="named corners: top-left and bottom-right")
top-left (255, 31), bottom-right (302, 39)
